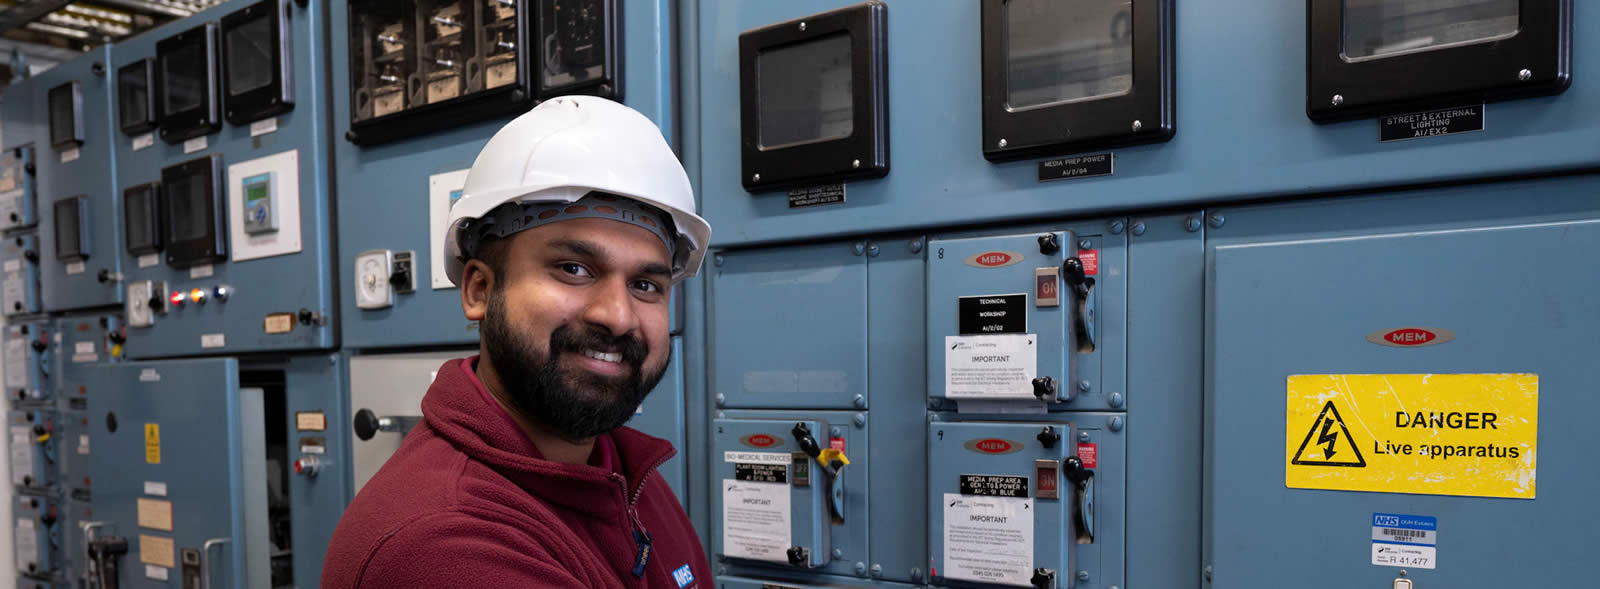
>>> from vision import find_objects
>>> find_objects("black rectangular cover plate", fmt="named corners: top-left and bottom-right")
top-left (156, 22), bottom-right (223, 144)
top-left (221, 0), bottom-right (294, 125)
top-left (117, 59), bottom-right (158, 136)
top-left (160, 155), bottom-right (227, 268)
top-left (739, 1), bottom-right (889, 193)
top-left (48, 81), bottom-right (84, 150)
top-left (53, 195), bottom-right (90, 262)
top-left (981, 0), bottom-right (1174, 162)
top-left (535, 0), bottom-right (622, 100)
top-left (1307, 0), bottom-right (1572, 123)
top-left (123, 182), bottom-right (163, 256)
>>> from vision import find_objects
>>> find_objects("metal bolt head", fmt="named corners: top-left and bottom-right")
top-left (1131, 120), bottom-right (1143, 132)
top-left (1078, 431), bottom-right (1091, 443)
top-left (1332, 94), bottom-right (1344, 106)
top-left (1131, 222), bottom-right (1147, 236)
top-left (928, 397), bottom-right (943, 410)
top-left (852, 394), bottom-right (866, 408)
top-left (866, 244), bottom-right (880, 257)
top-left (909, 239), bottom-right (923, 254)
top-left (852, 159), bottom-right (861, 169)
top-left (998, 138), bottom-right (1008, 148)
top-left (854, 562), bottom-right (867, 576)
top-left (714, 254), bottom-right (724, 267)
top-left (1078, 239), bottom-right (1092, 250)
top-left (853, 412), bottom-right (866, 427)
top-left (1109, 220), bottom-right (1126, 234)
top-left (1079, 570), bottom-right (1091, 582)
top-left (854, 242), bottom-right (866, 256)
top-left (1205, 566), bottom-right (1214, 582)
top-left (1207, 214), bottom-right (1226, 228)
top-left (1108, 415), bottom-right (1124, 432)
top-left (716, 565), bottom-right (727, 575)
top-left (1185, 216), bottom-right (1202, 232)
top-left (911, 568), bottom-right (924, 582)
top-left (752, 173), bottom-right (761, 183)
top-left (1108, 391), bottom-right (1125, 408)
top-left (830, 426), bottom-right (844, 438)
top-left (871, 564), bottom-right (883, 577)
top-left (1077, 379), bottom-right (1091, 393)
top-left (715, 393), bottom-right (725, 408)
top-left (1519, 68), bottom-right (1533, 81)
top-left (833, 548), bottom-right (843, 560)
top-left (799, 21), bottom-right (807, 31)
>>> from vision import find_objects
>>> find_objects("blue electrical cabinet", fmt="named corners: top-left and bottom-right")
top-left (32, 46), bottom-right (124, 312)
top-left (1204, 176), bottom-right (1600, 587)
top-left (60, 496), bottom-right (95, 588)
top-left (14, 493), bottom-right (63, 582)
top-left (631, 337), bottom-right (688, 502)
top-left (0, 146), bottom-right (39, 231)
top-left (3, 233), bottom-right (43, 317)
top-left (109, 0), bottom-right (337, 359)
top-left (332, 0), bottom-right (681, 349)
top-left (9, 406), bottom-right (59, 492)
top-left (4, 321), bottom-right (52, 404)
top-left (84, 353), bottom-right (349, 589)
top-left (56, 312), bottom-right (119, 508)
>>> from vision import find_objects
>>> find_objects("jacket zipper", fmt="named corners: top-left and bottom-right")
top-left (615, 455), bottom-right (666, 582)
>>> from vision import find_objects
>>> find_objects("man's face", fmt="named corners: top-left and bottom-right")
top-left (475, 217), bottom-right (674, 442)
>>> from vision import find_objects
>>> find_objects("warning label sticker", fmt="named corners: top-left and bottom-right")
top-left (1371, 513), bottom-right (1437, 569)
top-left (945, 334), bottom-right (1038, 399)
top-left (942, 493), bottom-right (1034, 586)
top-left (722, 479), bottom-right (791, 563)
top-left (1286, 374), bottom-right (1537, 499)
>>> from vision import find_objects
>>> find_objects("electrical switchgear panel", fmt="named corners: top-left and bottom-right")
top-left (0, 146), bottom-right (38, 231)
top-left (3, 234), bottom-right (42, 316)
top-left (14, 494), bottom-right (62, 580)
top-left (5, 322), bottom-right (53, 404)
top-left (10, 408), bottom-right (59, 492)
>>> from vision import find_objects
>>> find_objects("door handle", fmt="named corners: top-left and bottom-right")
top-left (201, 537), bottom-right (229, 589)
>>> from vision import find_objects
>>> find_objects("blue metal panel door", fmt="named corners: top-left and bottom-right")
top-left (14, 494), bottom-right (62, 580)
top-left (4, 322), bottom-right (51, 403)
top-left (3, 233), bottom-right (42, 316)
top-left (34, 46), bottom-right (122, 312)
top-left (9, 408), bottom-right (58, 491)
top-left (625, 336), bottom-right (688, 503)
top-left (711, 242), bottom-right (868, 409)
top-left (86, 359), bottom-right (265, 589)
top-left (0, 146), bottom-right (38, 231)
top-left (1208, 196), bottom-right (1600, 587)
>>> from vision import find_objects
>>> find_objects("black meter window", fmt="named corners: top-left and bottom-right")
top-left (123, 182), bottom-right (163, 257)
top-left (160, 155), bottom-right (227, 269)
top-left (1307, 0), bottom-right (1571, 122)
top-left (48, 82), bottom-right (84, 151)
top-left (117, 59), bottom-right (158, 135)
top-left (157, 23), bottom-right (223, 143)
top-left (52, 196), bottom-right (90, 263)
top-left (739, 1), bottom-right (888, 193)
top-left (981, 0), bottom-right (1173, 162)
top-left (222, 0), bottom-right (294, 125)
top-left (537, 0), bottom-right (621, 100)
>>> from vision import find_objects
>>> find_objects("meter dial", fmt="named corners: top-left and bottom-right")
top-left (354, 249), bottom-right (394, 310)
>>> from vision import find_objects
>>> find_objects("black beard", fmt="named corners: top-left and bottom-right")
top-left (481, 288), bottom-right (669, 443)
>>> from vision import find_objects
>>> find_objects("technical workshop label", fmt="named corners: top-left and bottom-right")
top-left (1286, 374), bottom-right (1538, 499)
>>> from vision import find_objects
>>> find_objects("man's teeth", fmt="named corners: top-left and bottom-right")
top-left (582, 349), bottom-right (622, 363)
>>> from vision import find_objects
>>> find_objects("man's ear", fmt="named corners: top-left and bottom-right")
top-left (460, 259), bottom-right (494, 321)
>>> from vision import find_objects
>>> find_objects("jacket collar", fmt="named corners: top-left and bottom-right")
top-left (420, 356), bottom-right (676, 516)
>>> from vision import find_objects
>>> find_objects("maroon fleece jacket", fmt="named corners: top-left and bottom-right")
top-left (321, 356), bottom-right (710, 589)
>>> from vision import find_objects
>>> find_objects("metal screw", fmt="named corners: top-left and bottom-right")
top-left (853, 413), bottom-right (866, 427)
top-left (716, 410), bottom-right (725, 419)
top-left (799, 21), bottom-right (807, 31)
top-left (1185, 216), bottom-right (1201, 232)
top-left (1131, 120), bottom-right (1142, 132)
top-left (1205, 566), bottom-right (1213, 582)
top-left (1207, 214), bottom-right (1226, 228)
top-left (1077, 239), bottom-right (1092, 250)
top-left (1077, 380), bottom-right (1091, 393)
top-left (752, 173), bottom-right (761, 183)
top-left (1078, 431), bottom-right (1091, 443)
top-left (911, 568), bottom-right (924, 582)
top-left (714, 254), bottom-right (724, 267)
top-left (871, 564), bottom-right (882, 578)
top-left (854, 242), bottom-right (866, 256)
top-left (998, 138), bottom-right (1008, 148)
top-left (717, 565), bottom-right (727, 575)
top-left (928, 398), bottom-right (943, 410)
top-left (909, 239), bottom-right (923, 254)
top-left (830, 426), bottom-right (844, 438)
top-left (715, 393), bottom-right (725, 408)
top-left (1108, 415), bottom-right (1124, 432)
top-left (852, 159), bottom-right (861, 169)
top-left (854, 562), bottom-right (867, 576)
top-left (1079, 571), bottom-right (1091, 582)
top-left (1109, 220), bottom-right (1126, 234)
top-left (1108, 392), bottom-right (1124, 408)
top-left (852, 394), bottom-right (866, 408)
top-left (1131, 222), bottom-right (1146, 236)
top-left (1519, 68), bottom-right (1532, 81)
top-left (1332, 94), bottom-right (1344, 106)
top-left (833, 548), bottom-right (843, 560)
top-left (866, 244), bottom-right (880, 257)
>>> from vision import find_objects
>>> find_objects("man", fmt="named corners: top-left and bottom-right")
top-left (322, 96), bottom-right (712, 588)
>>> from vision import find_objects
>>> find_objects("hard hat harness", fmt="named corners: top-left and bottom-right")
top-left (456, 192), bottom-right (680, 273)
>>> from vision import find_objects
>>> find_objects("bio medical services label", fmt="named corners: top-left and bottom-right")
top-left (1285, 374), bottom-right (1537, 499)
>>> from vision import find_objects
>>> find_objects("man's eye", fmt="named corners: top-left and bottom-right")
top-left (559, 263), bottom-right (592, 277)
top-left (632, 280), bottom-right (661, 293)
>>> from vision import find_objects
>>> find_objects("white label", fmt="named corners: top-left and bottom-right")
top-left (132, 133), bottom-right (155, 151)
top-left (11, 426), bottom-right (34, 485)
top-left (942, 493), bottom-right (1035, 586)
top-left (1372, 543), bottom-right (1435, 570)
top-left (72, 353), bottom-right (98, 364)
top-left (722, 479), bottom-right (791, 563)
top-left (137, 253), bottom-right (160, 268)
top-left (300, 444), bottom-right (326, 455)
top-left (250, 117), bottom-right (279, 137)
top-left (75, 341), bottom-right (94, 354)
top-left (144, 481), bottom-right (168, 496)
top-left (6, 338), bottom-right (26, 387)
top-left (183, 136), bottom-right (207, 153)
top-left (201, 333), bottom-right (225, 348)
top-left (146, 564), bottom-right (170, 580)
top-left (3, 260), bottom-right (19, 272)
top-left (78, 433), bottom-right (89, 455)
top-left (945, 334), bottom-right (1039, 399)
top-left (66, 261), bottom-right (86, 275)
top-left (3, 275), bottom-right (21, 312)
top-left (138, 368), bottom-right (161, 382)
top-left (14, 517), bottom-right (38, 568)
top-left (723, 451), bottom-right (791, 465)
top-left (190, 264), bottom-right (214, 278)
top-left (61, 147), bottom-right (80, 163)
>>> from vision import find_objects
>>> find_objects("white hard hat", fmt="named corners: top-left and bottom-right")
top-left (443, 95), bottom-right (710, 285)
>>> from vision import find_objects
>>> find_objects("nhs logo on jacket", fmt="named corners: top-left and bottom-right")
top-left (672, 564), bottom-right (694, 587)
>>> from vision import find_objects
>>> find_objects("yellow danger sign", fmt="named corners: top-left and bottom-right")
top-left (1286, 374), bottom-right (1537, 499)
top-left (144, 423), bottom-right (161, 464)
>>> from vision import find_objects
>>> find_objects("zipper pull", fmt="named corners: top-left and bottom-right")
top-left (631, 529), bottom-right (653, 577)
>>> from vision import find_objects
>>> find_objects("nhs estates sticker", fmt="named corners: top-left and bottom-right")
top-left (1371, 513), bottom-right (1436, 569)
top-left (1285, 374), bottom-right (1537, 499)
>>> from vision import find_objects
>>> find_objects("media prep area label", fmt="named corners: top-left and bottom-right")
top-left (1285, 374), bottom-right (1538, 499)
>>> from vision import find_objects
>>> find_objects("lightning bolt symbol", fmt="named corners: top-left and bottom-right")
top-left (1317, 416), bottom-right (1339, 459)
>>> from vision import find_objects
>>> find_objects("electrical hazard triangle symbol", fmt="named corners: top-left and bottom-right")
top-left (1291, 401), bottom-right (1367, 467)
